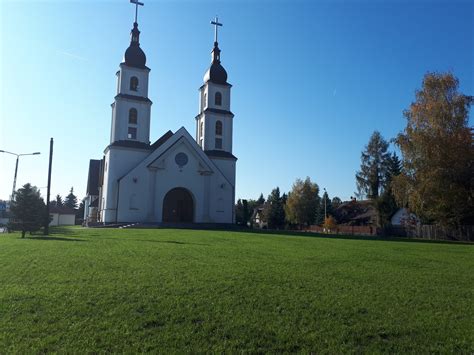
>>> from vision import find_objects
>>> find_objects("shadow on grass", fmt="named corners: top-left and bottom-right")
top-left (99, 237), bottom-right (209, 246)
top-left (49, 227), bottom-right (81, 236)
top-left (25, 236), bottom-right (86, 242)
top-left (227, 228), bottom-right (474, 246)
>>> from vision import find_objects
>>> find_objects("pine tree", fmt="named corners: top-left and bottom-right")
top-left (51, 194), bottom-right (63, 208)
top-left (356, 131), bottom-right (391, 199)
top-left (376, 152), bottom-right (402, 227)
top-left (9, 183), bottom-right (47, 238)
top-left (257, 193), bottom-right (265, 205)
top-left (315, 191), bottom-right (333, 225)
top-left (263, 187), bottom-right (286, 229)
top-left (64, 187), bottom-right (78, 209)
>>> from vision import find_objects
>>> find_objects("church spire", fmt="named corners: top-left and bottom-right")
top-left (203, 16), bottom-right (227, 85)
top-left (210, 16), bottom-right (223, 63)
top-left (130, 22), bottom-right (141, 46)
top-left (123, 1), bottom-right (146, 69)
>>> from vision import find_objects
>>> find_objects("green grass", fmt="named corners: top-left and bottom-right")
top-left (0, 227), bottom-right (473, 353)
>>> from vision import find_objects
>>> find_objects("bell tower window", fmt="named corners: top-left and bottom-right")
top-left (215, 92), bottom-right (222, 106)
top-left (130, 76), bottom-right (139, 91)
top-left (128, 127), bottom-right (137, 140)
top-left (129, 108), bottom-right (138, 124)
top-left (215, 120), bottom-right (223, 149)
top-left (215, 120), bottom-right (222, 136)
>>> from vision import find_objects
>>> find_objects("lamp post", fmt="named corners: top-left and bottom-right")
top-left (0, 150), bottom-right (41, 200)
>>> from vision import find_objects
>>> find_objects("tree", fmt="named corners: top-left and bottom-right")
top-left (332, 197), bottom-right (342, 209)
top-left (315, 190), bottom-right (333, 225)
top-left (9, 183), bottom-right (47, 238)
top-left (76, 200), bottom-right (85, 225)
top-left (375, 152), bottom-right (402, 227)
top-left (257, 193), bottom-right (265, 205)
top-left (263, 187), bottom-right (286, 229)
top-left (235, 199), bottom-right (255, 226)
top-left (356, 131), bottom-right (391, 199)
top-left (51, 194), bottom-right (64, 207)
top-left (64, 187), bottom-right (78, 209)
top-left (393, 72), bottom-right (474, 226)
top-left (323, 215), bottom-right (337, 232)
top-left (285, 177), bottom-right (320, 227)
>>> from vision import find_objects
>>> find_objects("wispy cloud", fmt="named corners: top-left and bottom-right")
top-left (333, 88), bottom-right (337, 97)
top-left (57, 50), bottom-right (87, 61)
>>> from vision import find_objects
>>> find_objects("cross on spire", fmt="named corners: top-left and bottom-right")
top-left (210, 16), bottom-right (223, 43)
top-left (130, 0), bottom-right (144, 23)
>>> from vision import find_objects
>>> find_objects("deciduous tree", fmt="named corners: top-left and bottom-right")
top-left (394, 72), bottom-right (474, 226)
top-left (285, 177), bottom-right (320, 227)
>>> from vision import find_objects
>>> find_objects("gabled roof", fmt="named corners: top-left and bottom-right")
top-left (150, 130), bottom-right (173, 150)
top-left (50, 206), bottom-right (76, 215)
top-left (117, 127), bottom-right (233, 188)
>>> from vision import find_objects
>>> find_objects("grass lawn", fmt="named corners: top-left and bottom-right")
top-left (0, 227), bottom-right (473, 353)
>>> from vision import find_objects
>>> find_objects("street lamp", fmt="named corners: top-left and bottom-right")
top-left (0, 150), bottom-right (41, 200)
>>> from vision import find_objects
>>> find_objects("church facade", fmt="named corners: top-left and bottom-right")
top-left (84, 17), bottom-right (236, 225)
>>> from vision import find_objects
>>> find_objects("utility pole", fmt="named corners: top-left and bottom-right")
top-left (324, 187), bottom-right (327, 220)
top-left (44, 138), bottom-right (53, 235)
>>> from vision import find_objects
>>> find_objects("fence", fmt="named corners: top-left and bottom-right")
top-left (305, 224), bottom-right (474, 241)
top-left (306, 225), bottom-right (378, 236)
top-left (386, 225), bottom-right (474, 242)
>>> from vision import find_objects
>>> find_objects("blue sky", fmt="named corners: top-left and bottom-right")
top-left (0, 0), bottom-right (472, 202)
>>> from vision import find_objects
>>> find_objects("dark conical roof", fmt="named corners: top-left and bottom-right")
top-left (203, 42), bottom-right (228, 85)
top-left (124, 22), bottom-right (146, 69)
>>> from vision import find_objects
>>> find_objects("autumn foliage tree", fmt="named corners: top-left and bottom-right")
top-left (393, 72), bottom-right (474, 226)
top-left (285, 177), bottom-right (320, 227)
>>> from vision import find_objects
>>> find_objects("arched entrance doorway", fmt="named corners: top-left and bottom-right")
top-left (162, 188), bottom-right (194, 223)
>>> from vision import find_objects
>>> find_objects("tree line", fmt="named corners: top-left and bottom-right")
top-left (355, 72), bottom-right (473, 227)
top-left (237, 72), bottom-right (473, 229)
top-left (236, 178), bottom-right (343, 229)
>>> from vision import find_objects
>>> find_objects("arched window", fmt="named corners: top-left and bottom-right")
top-left (215, 92), bottom-right (222, 106)
top-left (129, 108), bottom-right (137, 124)
top-left (202, 93), bottom-right (207, 109)
top-left (215, 120), bottom-right (222, 136)
top-left (199, 121), bottom-right (204, 137)
top-left (130, 76), bottom-right (139, 91)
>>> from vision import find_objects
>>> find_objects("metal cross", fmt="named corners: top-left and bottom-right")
top-left (210, 16), bottom-right (223, 43)
top-left (130, 0), bottom-right (144, 23)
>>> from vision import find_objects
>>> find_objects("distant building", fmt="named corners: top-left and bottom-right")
top-left (333, 200), bottom-right (378, 226)
top-left (391, 208), bottom-right (419, 226)
top-left (251, 206), bottom-right (267, 229)
top-left (49, 206), bottom-right (76, 226)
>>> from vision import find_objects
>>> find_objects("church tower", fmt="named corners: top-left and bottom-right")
top-left (100, 14), bottom-right (154, 223)
top-left (195, 17), bottom-right (237, 211)
top-left (110, 21), bottom-right (152, 145)
top-left (195, 17), bottom-right (234, 155)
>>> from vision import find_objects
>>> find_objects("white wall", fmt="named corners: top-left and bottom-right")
top-left (101, 146), bottom-right (151, 223)
top-left (115, 137), bottom-right (233, 223)
top-left (49, 213), bottom-right (75, 226)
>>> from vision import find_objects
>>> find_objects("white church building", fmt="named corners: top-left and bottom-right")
top-left (84, 14), bottom-right (236, 225)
